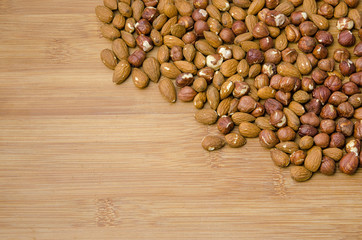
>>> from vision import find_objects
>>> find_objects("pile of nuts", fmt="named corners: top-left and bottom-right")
top-left (96, 0), bottom-right (362, 181)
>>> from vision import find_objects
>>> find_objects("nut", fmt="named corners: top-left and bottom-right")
top-left (135, 19), bottom-right (152, 35)
top-left (264, 98), bottom-right (283, 115)
top-left (251, 102), bottom-right (266, 117)
top-left (320, 104), bottom-right (337, 119)
top-left (232, 21), bottom-right (247, 35)
top-left (290, 11), bottom-right (308, 25)
top-left (339, 153), bottom-right (359, 175)
top-left (300, 112), bottom-right (320, 127)
top-left (170, 46), bottom-right (183, 61)
top-left (280, 77), bottom-right (297, 92)
top-left (270, 148), bottom-right (290, 167)
top-left (259, 129), bottom-right (280, 148)
top-left (265, 10), bottom-right (287, 27)
top-left (277, 126), bottom-right (296, 141)
top-left (246, 49), bottom-right (265, 65)
top-left (265, 0), bottom-right (280, 9)
top-left (342, 82), bottom-right (361, 96)
top-left (354, 42), bottom-right (362, 57)
top-left (313, 86), bottom-right (331, 105)
top-left (315, 31), bottom-right (334, 46)
top-left (182, 32), bottom-right (198, 44)
top-left (333, 48), bottom-right (350, 62)
top-left (339, 59), bottom-right (356, 76)
top-left (307, 54), bottom-right (319, 68)
top-left (314, 133), bottom-right (330, 148)
top-left (299, 136), bottom-right (314, 150)
top-left (275, 90), bottom-right (292, 106)
top-left (301, 77), bottom-right (315, 92)
top-left (320, 156), bottom-right (336, 175)
top-left (290, 150), bottom-right (306, 165)
top-left (357, 58), bottom-right (362, 72)
top-left (194, 0), bottom-right (208, 9)
top-left (269, 74), bottom-right (282, 90)
top-left (265, 48), bottom-right (282, 64)
top-left (336, 118), bottom-right (354, 137)
top-left (178, 86), bottom-right (197, 102)
top-left (328, 91), bottom-right (348, 106)
top-left (290, 166), bottom-right (313, 182)
top-left (329, 132), bottom-right (346, 148)
top-left (128, 49), bottom-right (146, 67)
top-left (238, 95), bottom-right (257, 113)
top-left (337, 102), bottom-right (354, 118)
top-left (299, 21), bottom-right (318, 36)
top-left (311, 68), bottom-right (328, 84)
top-left (194, 20), bottom-right (209, 37)
top-left (320, 119), bottom-right (336, 134)
top-left (206, 54), bottom-right (223, 70)
top-left (192, 8), bottom-right (208, 21)
top-left (233, 81), bottom-right (250, 98)
top-left (176, 73), bottom-right (194, 87)
top-left (298, 36), bottom-right (316, 53)
top-left (336, 17), bottom-right (354, 30)
top-left (312, 44), bottom-right (328, 59)
top-left (285, 24), bottom-right (301, 43)
top-left (338, 30), bottom-right (356, 47)
top-left (142, 7), bottom-right (159, 22)
top-left (225, 133), bottom-right (246, 148)
top-left (324, 75), bottom-right (342, 92)
top-left (262, 63), bottom-right (277, 78)
top-left (252, 22), bottom-right (270, 39)
top-left (318, 58), bottom-right (334, 72)
top-left (354, 120), bottom-right (362, 139)
top-left (270, 110), bottom-right (287, 128)
top-left (254, 74), bottom-right (270, 89)
top-left (201, 135), bottom-right (225, 151)
top-left (198, 67), bottom-right (215, 83)
top-left (346, 139), bottom-right (361, 155)
top-left (305, 98), bottom-right (322, 115)
top-left (349, 93), bottom-right (362, 108)
top-left (318, 3), bottom-right (334, 19)
top-left (304, 146), bottom-right (322, 172)
top-left (281, 48), bottom-right (298, 63)
top-left (344, 0), bottom-right (359, 8)
top-left (217, 115), bottom-right (234, 134)
top-left (298, 124), bottom-right (318, 137)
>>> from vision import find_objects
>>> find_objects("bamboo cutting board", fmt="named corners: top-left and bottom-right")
top-left (0, 0), bottom-right (362, 239)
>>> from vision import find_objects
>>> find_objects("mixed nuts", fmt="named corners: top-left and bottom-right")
top-left (96, 0), bottom-right (361, 182)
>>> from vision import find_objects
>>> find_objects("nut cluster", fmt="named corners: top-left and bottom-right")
top-left (96, 0), bottom-right (362, 182)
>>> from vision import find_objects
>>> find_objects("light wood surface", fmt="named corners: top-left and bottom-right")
top-left (0, 0), bottom-right (362, 239)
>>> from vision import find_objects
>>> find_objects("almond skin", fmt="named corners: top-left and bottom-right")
top-left (290, 166), bottom-right (313, 182)
top-left (323, 148), bottom-right (343, 161)
top-left (95, 5), bottom-right (114, 23)
top-left (158, 77), bottom-right (177, 103)
top-left (225, 133), bottom-right (246, 148)
top-left (132, 68), bottom-right (149, 89)
top-left (195, 109), bottom-right (218, 125)
top-left (112, 39), bottom-right (129, 60)
top-left (112, 60), bottom-right (131, 84)
top-left (100, 49), bottom-right (117, 70)
top-left (270, 148), bottom-right (290, 167)
top-left (201, 135), bottom-right (225, 151)
top-left (238, 122), bottom-right (261, 138)
top-left (143, 57), bottom-right (161, 83)
top-left (304, 146), bottom-right (322, 172)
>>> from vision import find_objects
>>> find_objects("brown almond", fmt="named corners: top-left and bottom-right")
top-left (158, 76), bottom-right (177, 103)
top-left (104, 0), bottom-right (118, 10)
top-left (276, 141), bottom-right (299, 154)
top-left (195, 40), bottom-right (216, 55)
top-left (257, 86), bottom-right (276, 99)
top-left (303, 0), bottom-right (317, 16)
top-left (160, 62), bottom-right (181, 79)
top-left (157, 45), bottom-right (170, 64)
top-left (310, 14), bottom-right (329, 30)
top-left (101, 24), bottom-right (121, 40)
top-left (183, 44), bottom-right (196, 62)
top-left (112, 39), bottom-right (129, 60)
top-left (131, 0), bottom-right (144, 21)
top-left (275, 1), bottom-right (294, 16)
top-left (206, 5), bottom-right (222, 22)
top-left (100, 49), bottom-right (117, 70)
top-left (245, 15), bottom-right (258, 33)
top-left (201, 135), bottom-right (225, 151)
top-left (207, 85), bottom-right (220, 110)
top-left (277, 62), bottom-right (301, 78)
top-left (217, 97), bottom-right (232, 116)
top-left (288, 101), bottom-right (305, 116)
top-left (283, 107), bottom-right (301, 131)
top-left (255, 117), bottom-right (276, 130)
top-left (220, 59), bottom-right (238, 78)
top-left (121, 30), bottom-right (136, 47)
top-left (132, 68), bottom-right (149, 89)
top-left (290, 166), bottom-right (313, 182)
top-left (193, 92), bottom-right (207, 109)
top-left (238, 122), bottom-right (261, 138)
top-left (161, 16), bottom-right (178, 36)
top-left (270, 148), bottom-right (290, 167)
top-left (204, 31), bottom-right (223, 48)
top-left (275, 32), bottom-right (288, 51)
top-left (163, 35), bottom-right (185, 48)
top-left (95, 5), bottom-right (114, 23)
top-left (225, 133), bottom-right (246, 148)
top-left (175, 0), bottom-right (193, 16)
top-left (212, 0), bottom-right (231, 12)
top-left (232, 112), bottom-right (256, 125)
top-left (113, 60), bottom-right (131, 84)
top-left (143, 57), bottom-right (160, 82)
top-left (296, 53), bottom-right (312, 75)
top-left (195, 109), bottom-right (218, 125)
top-left (348, 9), bottom-right (361, 30)
top-left (174, 61), bottom-right (197, 74)
top-left (247, 0), bottom-right (265, 15)
top-left (322, 148), bottom-right (343, 161)
top-left (304, 146), bottom-right (322, 172)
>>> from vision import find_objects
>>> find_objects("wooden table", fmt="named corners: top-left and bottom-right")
top-left (0, 0), bottom-right (361, 239)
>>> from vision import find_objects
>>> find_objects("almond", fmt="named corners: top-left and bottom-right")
top-left (255, 116), bottom-right (276, 130)
top-left (245, 15), bottom-right (258, 33)
top-left (220, 59), bottom-right (238, 77)
top-left (158, 76), bottom-right (177, 103)
top-left (275, 1), bottom-right (294, 16)
top-left (101, 24), bottom-right (121, 40)
top-left (201, 135), bottom-right (225, 151)
top-left (194, 51), bottom-right (206, 69)
top-left (299, 136), bottom-right (314, 150)
top-left (143, 57), bottom-right (160, 82)
top-left (288, 101), bottom-right (305, 116)
top-left (193, 92), bottom-right (207, 109)
top-left (121, 30), bottom-right (136, 47)
top-left (104, 0), bottom-right (118, 10)
top-left (225, 133), bottom-right (246, 148)
top-left (173, 61), bottom-right (197, 74)
top-left (183, 44), bottom-right (196, 62)
top-left (348, 9), bottom-right (361, 30)
top-left (195, 40), bottom-right (216, 56)
top-left (237, 59), bottom-right (249, 77)
top-left (283, 107), bottom-right (300, 131)
top-left (240, 41), bottom-right (260, 52)
top-left (207, 85), bottom-right (220, 110)
top-left (112, 39), bottom-right (129, 60)
top-left (160, 62), bottom-right (181, 79)
top-left (175, 0), bottom-right (193, 16)
top-left (112, 13), bottom-right (126, 29)
top-left (234, 32), bottom-right (254, 44)
top-left (296, 53), bottom-right (312, 75)
top-left (118, 2), bottom-right (133, 18)
top-left (217, 97), bottom-right (232, 116)
top-left (170, 24), bottom-right (186, 38)
top-left (212, 0), bottom-right (231, 12)
top-left (275, 32), bottom-right (288, 51)
top-left (293, 90), bottom-right (310, 104)
top-left (157, 45), bottom-right (170, 64)
top-left (277, 62), bottom-right (301, 78)
top-left (302, 0), bottom-right (317, 16)
top-left (163, 35), bottom-right (185, 48)
top-left (249, 64), bottom-right (261, 78)
top-left (270, 148), bottom-right (290, 167)
top-left (257, 86), bottom-right (276, 99)
top-left (132, 68), bottom-right (149, 88)
top-left (309, 14), bottom-right (329, 30)
top-left (247, 0), bottom-right (265, 15)
top-left (131, 0), bottom-right (144, 21)
top-left (95, 6), bottom-right (114, 23)
top-left (195, 109), bottom-right (218, 125)
top-left (334, 2), bottom-right (348, 19)
top-left (322, 148), bottom-right (343, 161)
top-left (276, 141), bottom-right (299, 154)
top-left (238, 122), bottom-right (261, 138)
top-left (153, 14), bottom-right (168, 30)
top-left (206, 5), bottom-right (222, 22)
top-left (100, 49), bottom-right (117, 70)
top-left (304, 146), bottom-right (322, 172)
top-left (290, 166), bottom-right (312, 182)
top-left (219, 80), bottom-right (234, 99)
top-left (204, 31), bottom-right (223, 48)
top-left (113, 60), bottom-right (131, 84)
top-left (229, 6), bottom-right (247, 21)
top-left (161, 16), bottom-right (178, 36)
top-left (232, 112), bottom-right (256, 125)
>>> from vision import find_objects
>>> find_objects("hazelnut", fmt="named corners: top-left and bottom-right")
top-left (315, 31), bottom-right (334, 46)
top-left (246, 49), bottom-right (265, 65)
top-left (324, 0), bottom-right (339, 6)
top-left (314, 133), bottom-right (330, 148)
top-left (349, 93), bottom-right (362, 108)
top-left (178, 86), bottom-right (197, 102)
top-left (135, 19), bottom-right (152, 35)
top-left (259, 37), bottom-right (274, 51)
top-left (337, 102), bottom-right (355, 118)
top-left (339, 59), bottom-right (356, 76)
top-left (206, 54), bottom-right (223, 70)
top-left (264, 98), bottom-right (283, 115)
top-left (318, 3), bottom-right (334, 19)
top-left (298, 36), bottom-right (316, 53)
top-left (320, 104), bottom-right (338, 119)
top-left (354, 120), bottom-right (362, 139)
top-left (290, 11), bottom-right (308, 25)
top-left (306, 54), bottom-right (319, 68)
top-left (178, 16), bottom-right (194, 30)
top-left (136, 35), bottom-right (154, 52)
top-left (142, 7), bottom-right (159, 22)
top-left (192, 77), bottom-right (207, 92)
top-left (193, 0), bottom-right (208, 9)
top-left (320, 156), bottom-right (336, 175)
top-left (275, 91), bottom-right (292, 106)
top-left (318, 58), bottom-right (335, 72)
top-left (285, 24), bottom-right (301, 43)
top-left (277, 126), bottom-right (296, 141)
top-left (346, 139), bottom-right (361, 155)
top-left (305, 98), bottom-right (322, 115)
top-left (217, 46), bottom-right (233, 60)
top-left (342, 82), bottom-right (361, 96)
top-left (258, 8), bottom-right (270, 23)
top-left (217, 116), bottom-right (234, 134)
top-left (270, 110), bottom-right (287, 128)
top-left (298, 124), bottom-right (318, 137)
top-left (313, 86), bottom-right (331, 105)
top-left (228, 98), bottom-right (239, 115)
top-left (344, 0), bottom-right (359, 8)
top-left (128, 49), bottom-right (146, 67)
top-left (329, 132), bottom-right (345, 148)
top-left (254, 74), bottom-right (270, 89)
top-left (194, 20), bottom-right (209, 37)
top-left (232, 21), bottom-right (247, 35)
top-left (301, 77), bottom-right (315, 92)
top-left (290, 150), bottom-right (306, 165)
top-left (300, 112), bottom-right (320, 127)
top-left (279, 77), bottom-right (297, 92)
top-left (336, 117), bottom-right (354, 136)
top-left (355, 107), bottom-right (362, 120)
top-left (197, 67), bottom-right (214, 83)
top-left (324, 75), bottom-right (342, 91)
top-left (262, 63), bottom-right (277, 78)
top-left (333, 48), bottom-right (350, 62)
top-left (170, 46), bottom-right (183, 61)
top-left (354, 42), bottom-right (362, 57)
top-left (269, 74), bottom-right (282, 90)
top-left (143, 0), bottom-right (158, 7)
top-left (312, 44), bottom-right (328, 60)
top-left (176, 73), bottom-right (194, 87)
top-left (251, 102), bottom-right (266, 117)
top-left (350, 72), bottom-right (362, 87)
top-left (265, 10), bottom-right (286, 27)
top-left (281, 48), bottom-right (298, 63)
top-left (356, 58), bottom-right (362, 72)
top-left (265, 48), bottom-right (282, 64)
top-left (265, 0), bottom-right (280, 9)
top-left (339, 153), bottom-right (359, 175)
top-left (192, 9), bottom-right (208, 21)
top-left (336, 17), bottom-right (354, 31)
top-left (328, 91), bottom-right (348, 106)
top-left (219, 28), bottom-right (235, 43)
top-left (298, 136), bottom-right (314, 149)
top-left (252, 22), bottom-right (270, 39)
top-left (299, 21), bottom-right (318, 36)
top-left (320, 119), bottom-right (336, 134)
top-left (233, 81), bottom-right (250, 98)
top-left (289, 0), bottom-right (303, 6)
top-left (182, 31), bottom-right (198, 44)
top-left (338, 30), bottom-right (356, 47)
top-left (238, 96), bottom-right (257, 113)
top-left (259, 129), bottom-right (280, 148)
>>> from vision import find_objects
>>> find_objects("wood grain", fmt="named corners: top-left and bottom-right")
top-left (0, 1), bottom-right (362, 239)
